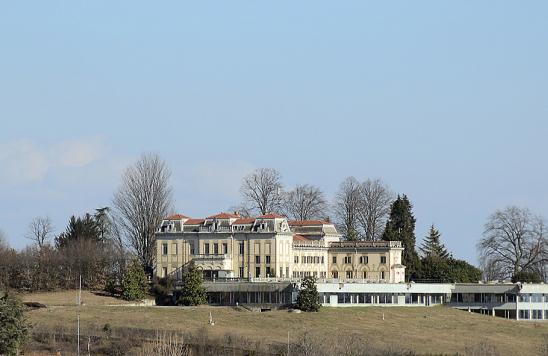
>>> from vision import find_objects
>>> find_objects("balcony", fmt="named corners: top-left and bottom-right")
top-left (198, 226), bottom-right (232, 233)
top-left (191, 254), bottom-right (232, 270)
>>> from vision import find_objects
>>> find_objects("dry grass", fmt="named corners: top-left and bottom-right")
top-left (20, 290), bottom-right (130, 306)
top-left (24, 292), bottom-right (548, 355)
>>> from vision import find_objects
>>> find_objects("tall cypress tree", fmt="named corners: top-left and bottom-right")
top-left (382, 195), bottom-right (421, 280)
top-left (419, 225), bottom-right (450, 259)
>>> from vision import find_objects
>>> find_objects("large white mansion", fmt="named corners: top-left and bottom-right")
top-left (154, 212), bottom-right (548, 321)
top-left (155, 212), bottom-right (406, 283)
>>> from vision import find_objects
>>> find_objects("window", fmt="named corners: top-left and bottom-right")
top-left (239, 242), bottom-right (244, 255)
top-left (532, 310), bottom-right (543, 320)
top-left (172, 243), bottom-right (178, 255)
top-left (380, 256), bottom-right (387, 264)
top-left (294, 256), bottom-right (299, 263)
top-left (162, 243), bottom-right (168, 255)
top-left (266, 255), bottom-right (271, 264)
top-left (363, 271), bottom-right (367, 279)
top-left (255, 255), bottom-right (261, 264)
top-left (381, 271), bottom-right (385, 279)
top-left (332, 271), bottom-right (339, 278)
top-left (332, 256), bottom-right (337, 264)
top-left (255, 267), bottom-right (261, 278)
top-left (280, 267), bottom-right (283, 277)
top-left (204, 243), bottom-right (210, 255)
top-left (266, 267), bottom-right (271, 276)
top-left (213, 243), bottom-right (219, 255)
top-left (239, 266), bottom-right (244, 278)
top-left (344, 256), bottom-right (352, 264)
top-left (286, 267), bottom-right (289, 277)
top-left (162, 267), bottom-right (167, 277)
top-left (360, 256), bottom-right (368, 264)
top-left (222, 243), bottom-right (228, 254)
top-left (346, 271), bottom-right (353, 279)
top-left (321, 256), bottom-right (324, 264)
top-left (519, 310), bottom-right (530, 320)
top-left (190, 242), bottom-right (195, 255)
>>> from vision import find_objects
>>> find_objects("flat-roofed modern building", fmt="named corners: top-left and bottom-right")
top-left (447, 282), bottom-right (548, 320)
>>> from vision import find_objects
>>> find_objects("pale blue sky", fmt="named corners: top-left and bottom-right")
top-left (1, 1), bottom-right (547, 263)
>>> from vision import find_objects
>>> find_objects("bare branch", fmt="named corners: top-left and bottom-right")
top-left (0, 229), bottom-right (8, 251)
top-left (333, 177), bottom-right (362, 240)
top-left (283, 184), bottom-right (328, 221)
top-left (113, 153), bottom-right (173, 275)
top-left (356, 178), bottom-right (393, 241)
top-left (478, 206), bottom-right (548, 280)
top-left (239, 168), bottom-right (283, 215)
top-left (26, 216), bottom-right (54, 249)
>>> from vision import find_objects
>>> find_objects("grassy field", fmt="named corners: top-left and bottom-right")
top-left (22, 291), bottom-right (548, 355)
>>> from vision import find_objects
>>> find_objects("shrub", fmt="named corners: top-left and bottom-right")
top-left (511, 270), bottom-right (542, 283)
top-left (121, 259), bottom-right (148, 301)
top-left (177, 262), bottom-right (207, 306)
top-left (296, 276), bottom-right (321, 312)
top-left (151, 276), bottom-right (175, 306)
top-left (0, 293), bottom-right (31, 355)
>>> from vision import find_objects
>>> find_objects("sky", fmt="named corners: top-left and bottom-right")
top-left (1, 1), bottom-right (547, 264)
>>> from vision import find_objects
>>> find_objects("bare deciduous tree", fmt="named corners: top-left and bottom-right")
top-left (26, 216), bottom-right (54, 249)
top-left (333, 177), bottom-right (362, 240)
top-left (283, 184), bottom-right (328, 221)
top-left (0, 229), bottom-right (8, 251)
top-left (478, 206), bottom-right (548, 280)
top-left (113, 153), bottom-right (173, 275)
top-left (240, 168), bottom-right (283, 215)
top-left (357, 179), bottom-right (393, 241)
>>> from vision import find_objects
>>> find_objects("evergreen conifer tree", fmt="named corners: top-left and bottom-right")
top-left (121, 259), bottom-right (149, 301)
top-left (382, 195), bottom-right (421, 280)
top-left (296, 276), bottom-right (321, 312)
top-left (419, 225), bottom-right (450, 259)
top-left (178, 261), bottom-right (207, 306)
top-left (0, 294), bottom-right (31, 355)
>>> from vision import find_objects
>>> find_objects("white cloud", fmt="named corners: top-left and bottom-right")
top-left (50, 137), bottom-right (108, 168)
top-left (0, 136), bottom-right (108, 185)
top-left (0, 139), bottom-right (49, 184)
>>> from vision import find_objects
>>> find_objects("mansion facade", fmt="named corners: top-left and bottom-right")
top-left (155, 212), bottom-right (406, 283)
top-left (154, 212), bottom-right (548, 321)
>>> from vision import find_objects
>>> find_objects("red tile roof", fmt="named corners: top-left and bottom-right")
top-left (293, 234), bottom-right (310, 241)
top-left (233, 218), bottom-right (256, 224)
top-left (165, 214), bottom-right (189, 220)
top-left (184, 218), bottom-right (205, 225)
top-left (257, 213), bottom-right (286, 219)
top-left (206, 212), bottom-right (240, 219)
top-left (289, 220), bottom-right (331, 226)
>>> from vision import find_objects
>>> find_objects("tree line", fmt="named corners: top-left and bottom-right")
top-left (236, 167), bottom-right (546, 282)
top-left (1, 155), bottom-right (546, 297)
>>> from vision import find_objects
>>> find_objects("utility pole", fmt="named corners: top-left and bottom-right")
top-left (287, 330), bottom-right (290, 356)
top-left (77, 275), bottom-right (81, 356)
